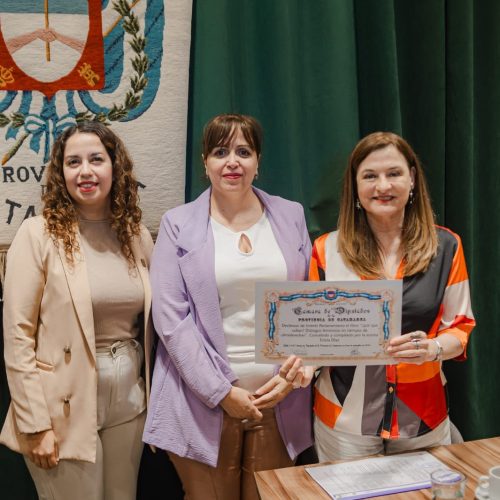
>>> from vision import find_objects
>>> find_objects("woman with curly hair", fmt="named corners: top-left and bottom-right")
top-left (0, 121), bottom-right (154, 500)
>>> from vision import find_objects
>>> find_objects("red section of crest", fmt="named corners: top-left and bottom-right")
top-left (0, 0), bottom-right (104, 99)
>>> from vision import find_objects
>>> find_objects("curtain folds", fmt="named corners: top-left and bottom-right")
top-left (187, 0), bottom-right (500, 441)
top-left (1, 2), bottom-right (498, 498)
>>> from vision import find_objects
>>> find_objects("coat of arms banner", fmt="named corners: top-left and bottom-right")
top-left (0, 0), bottom-right (192, 277)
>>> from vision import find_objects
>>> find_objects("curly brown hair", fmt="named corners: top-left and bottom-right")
top-left (42, 121), bottom-right (142, 265)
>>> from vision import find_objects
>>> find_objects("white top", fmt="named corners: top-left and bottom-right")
top-left (212, 212), bottom-right (287, 393)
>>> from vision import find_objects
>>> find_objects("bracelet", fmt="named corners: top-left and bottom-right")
top-left (433, 338), bottom-right (444, 362)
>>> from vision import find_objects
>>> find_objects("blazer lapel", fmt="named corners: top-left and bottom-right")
top-left (176, 189), bottom-right (229, 360)
top-left (178, 235), bottom-right (229, 359)
top-left (254, 188), bottom-right (306, 280)
top-left (131, 237), bottom-right (152, 323)
top-left (57, 235), bottom-right (96, 362)
top-left (130, 236), bottom-right (153, 397)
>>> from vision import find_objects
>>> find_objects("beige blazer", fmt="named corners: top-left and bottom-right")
top-left (0, 216), bottom-right (154, 463)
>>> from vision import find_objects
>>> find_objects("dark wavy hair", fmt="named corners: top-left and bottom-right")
top-left (42, 121), bottom-right (142, 265)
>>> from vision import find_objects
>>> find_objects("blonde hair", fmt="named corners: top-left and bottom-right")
top-left (337, 131), bottom-right (437, 277)
top-left (42, 121), bottom-right (141, 265)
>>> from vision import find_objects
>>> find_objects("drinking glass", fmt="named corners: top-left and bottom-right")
top-left (430, 469), bottom-right (466, 499)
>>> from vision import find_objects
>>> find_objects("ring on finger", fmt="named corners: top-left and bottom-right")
top-left (412, 339), bottom-right (420, 350)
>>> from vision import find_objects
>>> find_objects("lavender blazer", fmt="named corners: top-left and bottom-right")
top-left (143, 187), bottom-right (313, 467)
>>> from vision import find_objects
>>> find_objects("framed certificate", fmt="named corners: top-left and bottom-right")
top-left (255, 280), bottom-right (402, 365)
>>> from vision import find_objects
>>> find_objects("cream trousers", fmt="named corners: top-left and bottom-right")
top-left (315, 416), bottom-right (451, 462)
top-left (26, 339), bottom-right (146, 500)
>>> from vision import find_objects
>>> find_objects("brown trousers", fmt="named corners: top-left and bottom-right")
top-left (169, 409), bottom-right (293, 500)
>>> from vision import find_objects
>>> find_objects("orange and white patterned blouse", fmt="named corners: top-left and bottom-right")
top-left (310, 226), bottom-right (475, 439)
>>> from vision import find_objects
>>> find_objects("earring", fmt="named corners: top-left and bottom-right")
top-left (254, 170), bottom-right (259, 180)
top-left (408, 188), bottom-right (414, 205)
top-left (205, 170), bottom-right (209, 179)
top-left (355, 199), bottom-right (361, 210)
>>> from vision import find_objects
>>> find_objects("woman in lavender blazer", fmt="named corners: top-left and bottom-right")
top-left (143, 114), bottom-right (314, 499)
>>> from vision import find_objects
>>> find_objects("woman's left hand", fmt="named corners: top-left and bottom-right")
top-left (253, 375), bottom-right (294, 409)
top-left (253, 355), bottom-right (317, 409)
top-left (278, 355), bottom-right (316, 389)
top-left (386, 330), bottom-right (438, 365)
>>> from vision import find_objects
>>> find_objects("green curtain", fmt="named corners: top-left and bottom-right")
top-left (187, 0), bottom-right (500, 441)
top-left (2, 1), bottom-right (500, 498)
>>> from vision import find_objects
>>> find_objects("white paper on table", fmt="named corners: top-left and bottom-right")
top-left (305, 451), bottom-right (447, 499)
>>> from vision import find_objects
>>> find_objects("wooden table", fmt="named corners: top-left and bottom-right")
top-left (255, 437), bottom-right (500, 499)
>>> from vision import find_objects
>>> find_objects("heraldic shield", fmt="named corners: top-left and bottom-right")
top-left (0, 0), bottom-right (104, 97)
top-left (0, 0), bottom-right (165, 166)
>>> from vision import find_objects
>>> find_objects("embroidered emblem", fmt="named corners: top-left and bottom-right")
top-left (0, 0), bottom-right (164, 164)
